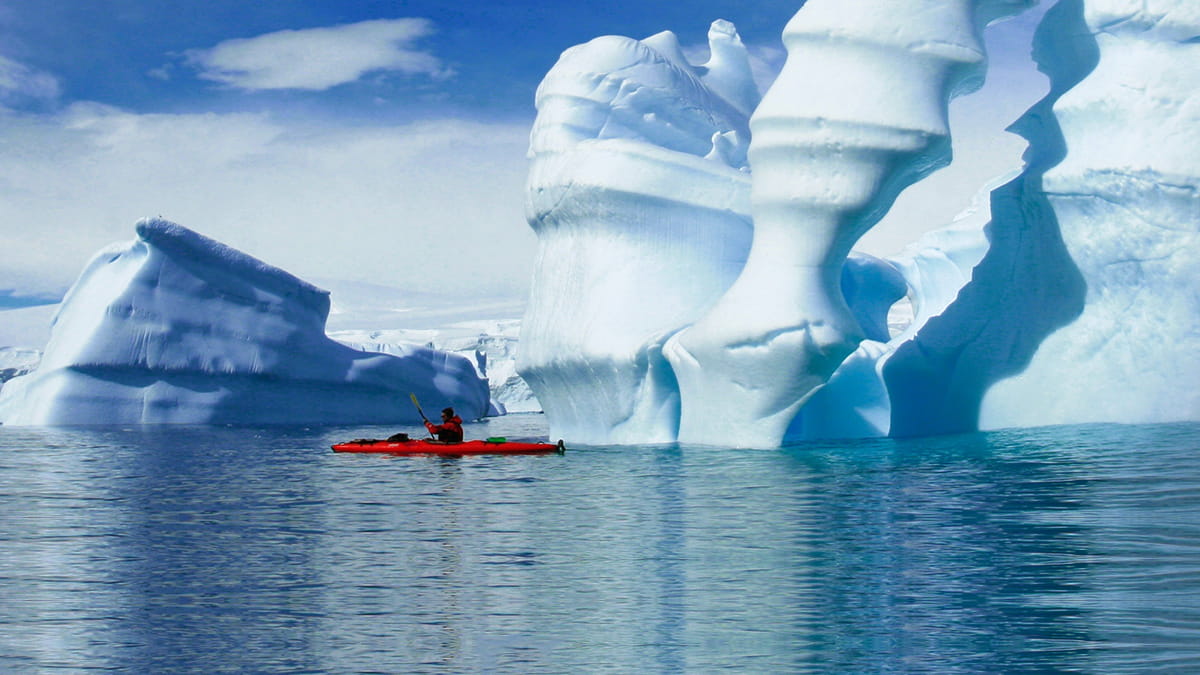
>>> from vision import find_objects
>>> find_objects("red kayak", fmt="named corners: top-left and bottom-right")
top-left (332, 437), bottom-right (566, 456)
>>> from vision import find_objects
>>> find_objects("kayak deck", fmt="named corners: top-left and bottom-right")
top-left (332, 438), bottom-right (566, 456)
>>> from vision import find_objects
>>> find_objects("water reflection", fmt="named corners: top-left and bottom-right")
top-left (780, 432), bottom-right (1102, 673)
top-left (0, 422), bottom-right (1197, 672)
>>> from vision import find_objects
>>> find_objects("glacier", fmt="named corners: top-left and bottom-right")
top-left (0, 218), bottom-right (491, 425)
top-left (519, 0), bottom-right (1199, 446)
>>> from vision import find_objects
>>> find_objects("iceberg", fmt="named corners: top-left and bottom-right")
top-left (0, 218), bottom-right (491, 425)
top-left (520, 0), bottom-right (1198, 446)
top-left (665, 0), bottom-right (1034, 447)
top-left (518, 22), bottom-right (757, 444)
top-left (521, 3), bottom-right (1036, 446)
top-left (979, 0), bottom-right (1200, 427)
top-left (884, 0), bottom-right (1199, 435)
top-left (882, 0), bottom-right (1093, 437)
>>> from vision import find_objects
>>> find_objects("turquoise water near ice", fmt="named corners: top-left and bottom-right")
top-left (1, 417), bottom-right (1198, 673)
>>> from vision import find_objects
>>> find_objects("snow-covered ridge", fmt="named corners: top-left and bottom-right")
top-left (0, 218), bottom-right (490, 425)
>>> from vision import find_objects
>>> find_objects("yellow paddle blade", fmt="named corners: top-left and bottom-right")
top-left (409, 393), bottom-right (427, 420)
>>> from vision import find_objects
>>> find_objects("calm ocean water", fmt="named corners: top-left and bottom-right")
top-left (1, 417), bottom-right (1197, 674)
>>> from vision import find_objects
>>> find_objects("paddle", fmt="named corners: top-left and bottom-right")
top-left (409, 393), bottom-right (430, 424)
top-left (410, 392), bottom-right (438, 441)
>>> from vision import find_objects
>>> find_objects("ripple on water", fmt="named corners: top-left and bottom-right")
top-left (0, 421), bottom-right (1197, 673)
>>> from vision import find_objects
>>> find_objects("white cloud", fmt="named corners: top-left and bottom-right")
top-left (0, 105), bottom-right (534, 301)
top-left (184, 18), bottom-right (452, 91)
top-left (0, 54), bottom-right (60, 104)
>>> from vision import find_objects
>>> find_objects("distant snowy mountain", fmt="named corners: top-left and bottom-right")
top-left (309, 279), bottom-right (539, 414)
top-left (330, 319), bottom-right (541, 415)
top-left (0, 289), bottom-right (62, 310)
top-left (0, 304), bottom-right (57, 353)
top-left (316, 278), bottom-right (528, 333)
top-left (0, 347), bottom-right (41, 386)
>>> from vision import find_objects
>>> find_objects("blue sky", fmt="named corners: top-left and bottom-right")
top-left (2, 1), bottom-right (798, 121)
top-left (0, 1), bottom-right (1048, 311)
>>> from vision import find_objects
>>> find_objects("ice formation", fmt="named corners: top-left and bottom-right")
top-left (882, 0), bottom-right (1092, 437)
top-left (6, 0), bottom-right (1193, 438)
top-left (665, 0), bottom-right (1035, 446)
top-left (788, 185), bottom-right (998, 442)
top-left (521, 3), bottom-right (1034, 446)
top-left (0, 219), bottom-right (491, 425)
top-left (980, 0), bottom-right (1200, 427)
top-left (518, 22), bottom-right (757, 443)
top-left (520, 0), bottom-right (1198, 446)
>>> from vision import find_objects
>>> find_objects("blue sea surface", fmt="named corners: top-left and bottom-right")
top-left (1, 417), bottom-right (1198, 673)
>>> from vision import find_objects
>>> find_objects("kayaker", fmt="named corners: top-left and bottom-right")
top-left (425, 407), bottom-right (464, 442)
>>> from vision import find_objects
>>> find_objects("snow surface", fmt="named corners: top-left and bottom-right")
top-left (0, 218), bottom-right (491, 425)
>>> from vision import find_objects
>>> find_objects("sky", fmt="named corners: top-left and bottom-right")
top-left (0, 0), bottom-right (1049, 310)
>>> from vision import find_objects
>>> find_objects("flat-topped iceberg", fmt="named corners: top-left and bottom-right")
top-left (0, 218), bottom-right (490, 425)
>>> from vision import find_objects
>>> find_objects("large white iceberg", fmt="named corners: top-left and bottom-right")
top-left (518, 22), bottom-right (757, 444)
top-left (0, 218), bottom-right (491, 425)
top-left (884, 0), bottom-right (1199, 436)
top-left (664, 0), bottom-right (1034, 447)
top-left (519, 0), bottom-right (1199, 446)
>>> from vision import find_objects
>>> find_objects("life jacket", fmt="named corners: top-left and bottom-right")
top-left (427, 416), bottom-right (464, 442)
